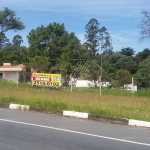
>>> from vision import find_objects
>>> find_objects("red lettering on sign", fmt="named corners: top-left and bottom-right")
top-left (33, 77), bottom-right (36, 80)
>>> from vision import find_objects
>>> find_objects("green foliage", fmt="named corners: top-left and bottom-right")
top-left (99, 26), bottom-right (113, 57)
top-left (135, 56), bottom-right (150, 88)
top-left (0, 7), bottom-right (25, 33)
top-left (121, 47), bottom-right (135, 56)
top-left (0, 32), bottom-right (9, 49)
top-left (116, 69), bottom-right (132, 86)
top-left (0, 7), bottom-right (25, 65)
top-left (85, 18), bottom-right (100, 58)
top-left (29, 56), bottom-right (50, 72)
top-left (135, 48), bottom-right (150, 62)
top-left (27, 22), bottom-right (81, 72)
top-left (1, 35), bottom-right (26, 65)
top-left (108, 52), bottom-right (138, 74)
top-left (1, 84), bottom-right (150, 121)
top-left (12, 34), bottom-right (23, 47)
top-left (1, 11), bottom-right (150, 89)
top-left (109, 52), bottom-right (126, 64)
top-left (85, 18), bottom-right (113, 59)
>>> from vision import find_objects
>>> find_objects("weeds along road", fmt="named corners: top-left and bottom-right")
top-left (0, 108), bottom-right (150, 150)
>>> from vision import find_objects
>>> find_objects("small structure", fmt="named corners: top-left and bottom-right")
top-left (75, 80), bottom-right (94, 88)
top-left (123, 84), bottom-right (137, 91)
top-left (96, 81), bottom-right (110, 88)
top-left (0, 63), bottom-right (25, 83)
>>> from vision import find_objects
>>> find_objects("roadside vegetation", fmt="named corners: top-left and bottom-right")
top-left (0, 79), bottom-right (150, 122)
top-left (1, 7), bottom-right (150, 122)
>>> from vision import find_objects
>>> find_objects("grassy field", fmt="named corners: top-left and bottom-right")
top-left (0, 78), bottom-right (150, 121)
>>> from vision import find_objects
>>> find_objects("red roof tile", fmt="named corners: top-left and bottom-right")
top-left (0, 64), bottom-right (25, 68)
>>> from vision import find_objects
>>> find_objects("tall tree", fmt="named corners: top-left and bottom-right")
top-left (85, 18), bottom-right (100, 58)
top-left (12, 34), bottom-right (23, 47)
top-left (85, 18), bottom-right (113, 59)
top-left (0, 7), bottom-right (25, 65)
top-left (99, 26), bottom-right (113, 57)
top-left (139, 10), bottom-right (150, 42)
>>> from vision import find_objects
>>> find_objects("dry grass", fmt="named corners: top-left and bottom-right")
top-left (0, 86), bottom-right (150, 121)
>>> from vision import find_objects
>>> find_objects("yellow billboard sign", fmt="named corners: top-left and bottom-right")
top-left (31, 73), bottom-right (61, 88)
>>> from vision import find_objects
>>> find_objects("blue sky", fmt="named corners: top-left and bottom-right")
top-left (0, 0), bottom-right (150, 54)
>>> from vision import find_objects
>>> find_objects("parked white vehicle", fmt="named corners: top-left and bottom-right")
top-left (123, 84), bottom-right (137, 91)
top-left (96, 81), bottom-right (110, 88)
top-left (75, 80), bottom-right (94, 88)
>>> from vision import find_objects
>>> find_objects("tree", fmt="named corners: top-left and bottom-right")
top-left (108, 52), bottom-right (138, 74)
top-left (99, 26), bottom-right (113, 57)
top-left (116, 69), bottom-right (132, 86)
top-left (121, 47), bottom-right (135, 56)
top-left (0, 7), bottom-right (25, 33)
top-left (135, 56), bottom-right (150, 88)
top-left (0, 7), bottom-right (25, 65)
top-left (0, 32), bottom-right (9, 49)
top-left (27, 22), bottom-right (81, 71)
top-left (138, 10), bottom-right (150, 42)
top-left (85, 18), bottom-right (100, 58)
top-left (0, 34), bottom-right (26, 65)
top-left (135, 48), bottom-right (150, 61)
top-left (12, 34), bottom-right (23, 47)
top-left (85, 18), bottom-right (113, 59)
top-left (109, 52), bottom-right (126, 64)
top-left (29, 56), bottom-right (49, 72)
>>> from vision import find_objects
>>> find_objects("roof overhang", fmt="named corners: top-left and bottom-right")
top-left (0, 68), bottom-right (23, 72)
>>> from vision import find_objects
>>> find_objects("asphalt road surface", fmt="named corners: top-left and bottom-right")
top-left (0, 108), bottom-right (150, 150)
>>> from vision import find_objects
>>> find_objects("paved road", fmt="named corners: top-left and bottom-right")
top-left (0, 108), bottom-right (150, 150)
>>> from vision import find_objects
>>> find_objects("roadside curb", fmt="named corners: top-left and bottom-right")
top-left (88, 114), bottom-right (128, 125)
top-left (0, 102), bottom-right (150, 128)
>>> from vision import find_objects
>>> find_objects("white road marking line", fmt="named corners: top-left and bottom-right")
top-left (0, 119), bottom-right (150, 147)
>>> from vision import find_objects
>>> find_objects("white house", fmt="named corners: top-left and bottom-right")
top-left (0, 63), bottom-right (25, 82)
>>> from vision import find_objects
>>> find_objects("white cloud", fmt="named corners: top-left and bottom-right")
top-left (112, 34), bottom-right (133, 42)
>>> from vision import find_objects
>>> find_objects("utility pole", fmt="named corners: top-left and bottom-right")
top-left (70, 74), bottom-right (73, 92)
top-left (132, 77), bottom-right (134, 97)
top-left (99, 76), bottom-right (102, 95)
top-left (99, 44), bottom-right (103, 95)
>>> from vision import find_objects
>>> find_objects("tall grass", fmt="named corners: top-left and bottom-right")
top-left (0, 78), bottom-right (150, 121)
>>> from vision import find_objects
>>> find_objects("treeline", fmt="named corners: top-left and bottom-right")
top-left (0, 8), bottom-right (150, 88)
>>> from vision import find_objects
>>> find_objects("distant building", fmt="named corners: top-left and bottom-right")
top-left (0, 63), bottom-right (25, 82)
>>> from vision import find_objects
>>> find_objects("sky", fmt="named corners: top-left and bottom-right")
top-left (0, 0), bottom-right (150, 54)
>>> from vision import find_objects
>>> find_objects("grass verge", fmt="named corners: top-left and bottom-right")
top-left (0, 83), bottom-right (150, 121)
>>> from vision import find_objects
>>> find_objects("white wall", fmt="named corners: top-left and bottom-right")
top-left (3, 71), bottom-right (19, 82)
